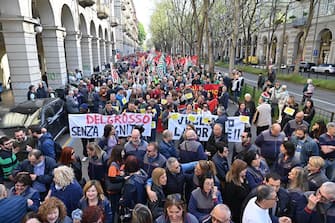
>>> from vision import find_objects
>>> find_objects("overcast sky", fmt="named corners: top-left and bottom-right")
top-left (133, 0), bottom-right (156, 39)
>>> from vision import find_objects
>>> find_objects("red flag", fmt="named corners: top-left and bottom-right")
top-left (191, 55), bottom-right (198, 65)
top-left (179, 57), bottom-right (186, 65)
top-left (166, 55), bottom-right (171, 66)
top-left (208, 98), bottom-right (218, 112)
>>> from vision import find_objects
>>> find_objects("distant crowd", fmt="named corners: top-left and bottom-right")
top-left (0, 53), bottom-right (334, 223)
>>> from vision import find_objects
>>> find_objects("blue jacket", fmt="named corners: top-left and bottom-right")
top-left (212, 153), bottom-right (229, 182)
top-left (142, 153), bottom-right (166, 176)
top-left (290, 135), bottom-right (319, 166)
top-left (39, 133), bottom-right (56, 159)
top-left (246, 166), bottom-right (265, 190)
top-left (0, 196), bottom-right (28, 223)
top-left (50, 180), bottom-right (83, 216)
top-left (12, 156), bottom-right (57, 193)
top-left (179, 140), bottom-right (207, 163)
top-left (8, 186), bottom-right (40, 212)
top-left (274, 154), bottom-right (300, 185)
top-left (159, 140), bottom-right (177, 159)
top-left (255, 130), bottom-right (285, 161)
top-left (88, 152), bottom-right (108, 183)
top-left (78, 197), bottom-right (113, 223)
top-left (119, 169), bottom-right (148, 209)
top-left (296, 191), bottom-right (335, 223)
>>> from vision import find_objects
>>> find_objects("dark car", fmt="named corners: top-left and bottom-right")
top-left (0, 98), bottom-right (68, 140)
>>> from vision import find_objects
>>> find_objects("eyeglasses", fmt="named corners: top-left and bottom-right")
top-left (317, 189), bottom-right (333, 202)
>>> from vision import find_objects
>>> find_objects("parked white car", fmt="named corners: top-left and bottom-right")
top-left (310, 64), bottom-right (335, 74)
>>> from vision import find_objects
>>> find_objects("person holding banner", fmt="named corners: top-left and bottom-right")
top-left (280, 96), bottom-right (299, 129)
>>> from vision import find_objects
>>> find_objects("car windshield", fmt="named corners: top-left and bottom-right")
top-left (24, 108), bottom-right (42, 127)
top-left (0, 108), bottom-right (41, 129)
top-left (0, 112), bottom-right (27, 128)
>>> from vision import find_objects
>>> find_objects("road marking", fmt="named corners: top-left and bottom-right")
top-left (62, 136), bottom-right (73, 147)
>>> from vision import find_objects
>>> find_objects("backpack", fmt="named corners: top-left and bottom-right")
top-left (54, 141), bottom-right (62, 161)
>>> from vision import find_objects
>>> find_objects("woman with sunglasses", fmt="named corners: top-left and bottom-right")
top-left (58, 146), bottom-right (82, 183)
top-left (155, 194), bottom-right (198, 223)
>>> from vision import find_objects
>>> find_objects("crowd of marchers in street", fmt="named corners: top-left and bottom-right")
top-left (0, 53), bottom-right (334, 223)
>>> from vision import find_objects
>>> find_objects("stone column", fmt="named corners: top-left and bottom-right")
top-left (329, 39), bottom-right (335, 64)
top-left (42, 26), bottom-right (68, 87)
top-left (0, 18), bottom-right (41, 103)
top-left (81, 34), bottom-right (93, 77)
top-left (64, 31), bottom-right (82, 73)
top-left (92, 37), bottom-right (101, 71)
top-left (100, 39), bottom-right (106, 67)
top-left (106, 40), bottom-right (111, 64)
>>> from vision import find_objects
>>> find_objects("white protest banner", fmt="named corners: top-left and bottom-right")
top-left (69, 113), bottom-right (152, 138)
top-left (225, 116), bottom-right (245, 142)
top-left (168, 113), bottom-right (217, 141)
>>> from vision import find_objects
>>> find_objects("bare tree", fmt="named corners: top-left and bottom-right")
top-left (229, 0), bottom-right (241, 73)
top-left (293, 0), bottom-right (319, 73)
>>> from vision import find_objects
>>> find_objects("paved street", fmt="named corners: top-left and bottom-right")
top-left (215, 66), bottom-right (335, 112)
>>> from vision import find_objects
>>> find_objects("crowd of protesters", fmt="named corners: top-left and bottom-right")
top-left (0, 53), bottom-right (334, 223)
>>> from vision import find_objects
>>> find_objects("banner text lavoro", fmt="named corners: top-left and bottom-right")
top-left (168, 113), bottom-right (217, 141)
top-left (69, 113), bottom-right (152, 138)
top-left (168, 113), bottom-right (245, 142)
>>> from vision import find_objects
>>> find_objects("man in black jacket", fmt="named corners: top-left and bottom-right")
top-left (204, 123), bottom-right (227, 158)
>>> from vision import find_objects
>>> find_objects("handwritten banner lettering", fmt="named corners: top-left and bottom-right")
top-left (69, 113), bottom-right (152, 138)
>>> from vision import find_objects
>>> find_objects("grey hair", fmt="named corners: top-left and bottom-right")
top-left (321, 182), bottom-right (335, 200)
top-left (53, 165), bottom-right (75, 188)
top-left (166, 157), bottom-right (178, 170)
top-left (214, 123), bottom-right (223, 130)
top-left (162, 130), bottom-right (173, 139)
top-left (256, 185), bottom-right (275, 202)
top-left (326, 122), bottom-right (335, 129)
top-left (212, 204), bottom-right (231, 219)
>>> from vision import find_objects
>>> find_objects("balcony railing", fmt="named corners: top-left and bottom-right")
top-left (292, 17), bottom-right (307, 28)
top-left (79, 0), bottom-right (96, 7)
top-left (110, 16), bottom-right (119, 27)
top-left (97, 5), bottom-right (109, 19)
